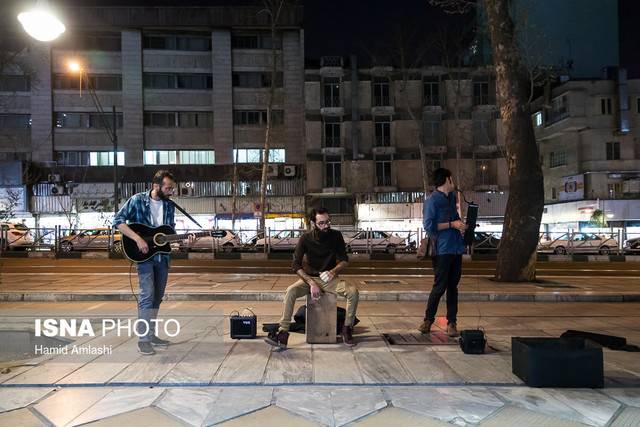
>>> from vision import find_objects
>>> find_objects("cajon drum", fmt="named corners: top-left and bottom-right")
top-left (305, 293), bottom-right (337, 344)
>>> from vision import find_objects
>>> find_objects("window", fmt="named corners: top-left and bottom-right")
top-left (143, 112), bottom-right (212, 128)
top-left (323, 78), bottom-right (340, 107)
top-left (0, 114), bottom-right (31, 128)
top-left (606, 142), bottom-right (620, 160)
top-left (533, 111), bottom-right (543, 127)
top-left (143, 34), bottom-right (211, 51)
top-left (232, 33), bottom-right (281, 49)
top-left (549, 151), bottom-right (567, 168)
top-left (232, 148), bottom-right (285, 163)
top-left (89, 151), bottom-right (125, 166)
top-left (473, 118), bottom-right (495, 145)
top-left (374, 116), bottom-right (391, 146)
top-left (143, 73), bottom-right (212, 89)
top-left (373, 78), bottom-right (390, 106)
top-left (55, 33), bottom-right (121, 51)
top-left (324, 117), bottom-right (340, 147)
top-left (233, 110), bottom-right (283, 126)
top-left (476, 160), bottom-right (490, 183)
top-left (424, 118), bottom-right (441, 145)
top-left (637, 97), bottom-right (640, 114)
top-left (55, 112), bottom-right (123, 129)
top-left (608, 183), bottom-right (622, 198)
top-left (473, 80), bottom-right (489, 105)
top-left (232, 72), bottom-right (283, 88)
top-left (423, 78), bottom-right (440, 106)
top-left (545, 95), bottom-right (569, 125)
top-left (601, 98), bottom-right (612, 115)
top-left (53, 74), bottom-right (122, 91)
top-left (0, 75), bottom-right (30, 92)
top-left (376, 156), bottom-right (392, 186)
top-left (325, 159), bottom-right (341, 187)
top-left (143, 150), bottom-right (215, 165)
top-left (551, 187), bottom-right (557, 200)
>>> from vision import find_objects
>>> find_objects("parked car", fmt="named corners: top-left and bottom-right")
top-left (344, 230), bottom-right (406, 253)
top-left (183, 229), bottom-right (242, 252)
top-left (471, 232), bottom-right (501, 254)
top-left (255, 229), bottom-right (304, 251)
top-left (0, 222), bottom-right (33, 250)
top-left (624, 237), bottom-right (640, 254)
top-left (60, 228), bottom-right (120, 252)
top-left (537, 232), bottom-right (618, 255)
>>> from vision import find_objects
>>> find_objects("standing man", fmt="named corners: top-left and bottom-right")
top-left (265, 207), bottom-right (359, 349)
top-left (419, 168), bottom-right (467, 337)
top-left (114, 170), bottom-right (192, 355)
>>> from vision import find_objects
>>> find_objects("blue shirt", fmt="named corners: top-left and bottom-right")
top-left (423, 190), bottom-right (464, 256)
top-left (113, 191), bottom-right (176, 229)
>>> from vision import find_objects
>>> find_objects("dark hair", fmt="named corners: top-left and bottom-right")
top-left (153, 170), bottom-right (176, 185)
top-left (432, 168), bottom-right (452, 187)
top-left (308, 206), bottom-right (329, 223)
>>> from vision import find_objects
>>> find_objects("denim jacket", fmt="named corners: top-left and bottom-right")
top-left (423, 190), bottom-right (464, 256)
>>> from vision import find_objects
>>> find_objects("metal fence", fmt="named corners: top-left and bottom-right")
top-left (1, 226), bottom-right (639, 256)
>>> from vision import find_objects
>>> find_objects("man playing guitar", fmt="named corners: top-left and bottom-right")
top-left (113, 170), bottom-right (194, 355)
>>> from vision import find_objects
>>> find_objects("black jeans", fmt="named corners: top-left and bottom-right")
top-left (424, 254), bottom-right (462, 324)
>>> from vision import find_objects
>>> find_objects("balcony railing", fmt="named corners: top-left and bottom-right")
top-left (373, 95), bottom-right (390, 107)
top-left (544, 108), bottom-right (569, 126)
top-left (324, 136), bottom-right (341, 148)
top-left (323, 96), bottom-right (341, 108)
top-left (321, 56), bottom-right (343, 67)
top-left (375, 135), bottom-right (391, 147)
top-left (376, 175), bottom-right (392, 187)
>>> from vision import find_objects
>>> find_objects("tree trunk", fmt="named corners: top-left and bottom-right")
top-left (484, 0), bottom-right (544, 281)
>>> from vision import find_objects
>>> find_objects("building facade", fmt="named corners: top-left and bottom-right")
top-left (0, 3), bottom-right (307, 231)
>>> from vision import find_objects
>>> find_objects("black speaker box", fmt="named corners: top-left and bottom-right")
top-left (459, 329), bottom-right (486, 354)
top-left (511, 337), bottom-right (603, 388)
top-left (230, 311), bottom-right (257, 339)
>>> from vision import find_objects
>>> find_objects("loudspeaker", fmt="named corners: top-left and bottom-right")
top-left (230, 309), bottom-right (257, 339)
top-left (459, 329), bottom-right (486, 354)
top-left (463, 203), bottom-right (478, 246)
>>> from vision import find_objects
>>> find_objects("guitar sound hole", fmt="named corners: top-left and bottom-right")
top-left (154, 234), bottom-right (166, 245)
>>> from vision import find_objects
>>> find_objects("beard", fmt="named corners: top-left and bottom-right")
top-left (315, 225), bottom-right (330, 241)
top-left (157, 189), bottom-right (171, 200)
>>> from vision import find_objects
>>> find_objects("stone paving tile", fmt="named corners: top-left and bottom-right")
top-left (275, 387), bottom-right (334, 426)
top-left (82, 407), bottom-right (184, 427)
top-left (155, 388), bottom-right (221, 427)
top-left (385, 386), bottom-right (504, 424)
top-left (0, 408), bottom-right (49, 427)
top-left (480, 405), bottom-right (589, 427)
top-left (350, 407), bottom-right (450, 426)
top-left (67, 387), bottom-right (165, 426)
top-left (331, 387), bottom-right (387, 426)
top-left (609, 407), bottom-right (640, 427)
top-left (201, 386), bottom-right (273, 426)
top-left (33, 387), bottom-right (113, 427)
top-left (217, 405), bottom-right (319, 427)
top-left (490, 387), bottom-right (619, 427)
top-left (0, 387), bottom-right (54, 412)
top-left (603, 388), bottom-right (640, 408)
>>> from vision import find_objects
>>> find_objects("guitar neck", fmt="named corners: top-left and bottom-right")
top-left (164, 231), bottom-right (211, 242)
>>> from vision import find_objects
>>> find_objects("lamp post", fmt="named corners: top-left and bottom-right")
top-left (68, 62), bottom-right (119, 214)
top-left (17, 0), bottom-right (66, 42)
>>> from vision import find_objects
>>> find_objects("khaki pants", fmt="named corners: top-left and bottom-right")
top-left (279, 276), bottom-right (359, 331)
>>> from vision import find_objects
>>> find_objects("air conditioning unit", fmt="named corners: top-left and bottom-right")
top-left (283, 165), bottom-right (296, 177)
top-left (48, 173), bottom-right (61, 183)
top-left (179, 182), bottom-right (195, 196)
top-left (267, 164), bottom-right (279, 177)
top-left (50, 184), bottom-right (66, 195)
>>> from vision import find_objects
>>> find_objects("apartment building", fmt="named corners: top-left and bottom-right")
top-left (0, 3), bottom-right (306, 231)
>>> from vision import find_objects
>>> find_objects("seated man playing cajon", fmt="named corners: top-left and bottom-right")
top-left (265, 207), bottom-right (359, 349)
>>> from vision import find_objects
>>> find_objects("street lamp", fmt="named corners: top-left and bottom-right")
top-left (67, 61), bottom-right (120, 214)
top-left (17, 0), bottom-right (65, 42)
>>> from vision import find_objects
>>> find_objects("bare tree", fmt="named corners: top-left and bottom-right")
top-left (258, 0), bottom-right (287, 236)
top-left (0, 189), bottom-right (21, 221)
top-left (430, 0), bottom-right (545, 281)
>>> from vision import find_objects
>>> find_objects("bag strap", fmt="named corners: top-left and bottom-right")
top-left (241, 308), bottom-right (256, 317)
top-left (170, 199), bottom-right (203, 228)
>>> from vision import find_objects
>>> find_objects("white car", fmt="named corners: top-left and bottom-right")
top-left (538, 232), bottom-right (618, 255)
top-left (0, 222), bottom-right (34, 250)
top-left (184, 229), bottom-right (242, 252)
top-left (344, 230), bottom-right (406, 253)
top-left (255, 229), bottom-right (304, 251)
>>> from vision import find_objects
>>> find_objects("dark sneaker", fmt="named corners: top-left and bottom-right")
top-left (264, 330), bottom-right (289, 350)
top-left (447, 323), bottom-right (460, 337)
top-left (341, 325), bottom-right (355, 347)
top-left (151, 336), bottom-right (170, 347)
top-left (418, 320), bottom-right (433, 334)
top-left (138, 341), bottom-right (155, 355)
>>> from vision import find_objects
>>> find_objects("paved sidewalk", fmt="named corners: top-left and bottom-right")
top-left (1, 300), bottom-right (639, 426)
top-left (2, 271), bottom-right (640, 302)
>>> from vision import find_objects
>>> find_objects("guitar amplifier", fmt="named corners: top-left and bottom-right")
top-left (459, 329), bottom-right (486, 354)
top-left (230, 309), bottom-right (257, 339)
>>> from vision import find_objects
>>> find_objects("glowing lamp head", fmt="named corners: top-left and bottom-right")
top-left (18, 7), bottom-right (66, 42)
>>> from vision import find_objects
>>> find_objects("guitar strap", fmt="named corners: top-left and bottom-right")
top-left (170, 200), bottom-right (203, 229)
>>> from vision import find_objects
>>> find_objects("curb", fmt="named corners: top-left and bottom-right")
top-left (2, 291), bottom-right (639, 303)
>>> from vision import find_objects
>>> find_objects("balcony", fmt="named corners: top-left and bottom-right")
top-left (320, 56), bottom-right (343, 77)
top-left (544, 108), bottom-right (570, 127)
top-left (320, 96), bottom-right (343, 116)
